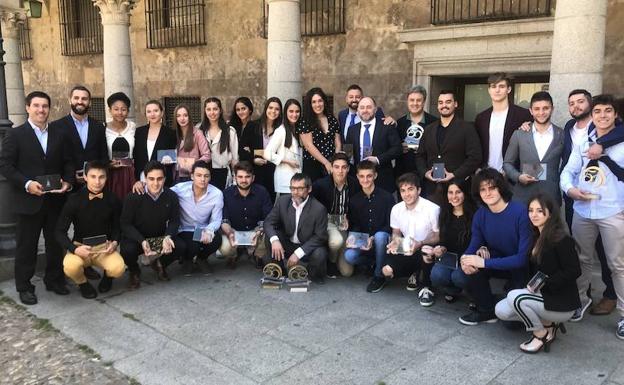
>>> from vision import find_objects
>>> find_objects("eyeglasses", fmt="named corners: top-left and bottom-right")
top-left (289, 186), bottom-right (307, 191)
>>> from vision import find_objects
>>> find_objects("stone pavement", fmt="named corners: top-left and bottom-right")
top-left (1, 260), bottom-right (623, 385)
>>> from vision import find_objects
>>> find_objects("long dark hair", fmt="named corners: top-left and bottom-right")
top-left (173, 105), bottom-right (195, 152)
top-left (440, 179), bottom-right (476, 246)
top-left (229, 96), bottom-right (254, 132)
top-left (528, 193), bottom-right (567, 264)
top-left (302, 87), bottom-right (330, 132)
top-left (259, 97), bottom-right (283, 138)
top-left (283, 98), bottom-right (301, 148)
top-left (200, 97), bottom-right (231, 154)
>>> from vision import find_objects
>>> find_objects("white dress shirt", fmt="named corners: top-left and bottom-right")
top-left (532, 123), bottom-right (554, 160)
top-left (487, 108), bottom-right (508, 171)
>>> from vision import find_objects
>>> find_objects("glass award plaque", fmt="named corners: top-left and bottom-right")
top-left (328, 214), bottom-right (348, 231)
top-left (394, 236), bottom-right (415, 255)
top-left (253, 149), bottom-right (265, 157)
top-left (82, 234), bottom-right (107, 247)
top-left (346, 231), bottom-right (369, 249)
top-left (234, 231), bottom-right (256, 246)
top-left (343, 144), bottom-right (354, 159)
top-left (361, 146), bottom-right (373, 160)
top-left (436, 252), bottom-right (459, 269)
top-left (157, 149), bottom-right (177, 164)
top-left (432, 163), bottom-right (445, 180)
top-left (404, 123), bottom-right (424, 150)
top-left (527, 271), bottom-right (548, 292)
top-left (146, 236), bottom-right (166, 254)
top-left (112, 150), bottom-right (130, 160)
top-left (522, 163), bottom-right (547, 181)
top-left (36, 174), bottom-right (62, 192)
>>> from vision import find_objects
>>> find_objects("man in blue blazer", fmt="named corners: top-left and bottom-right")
top-left (338, 84), bottom-right (392, 142)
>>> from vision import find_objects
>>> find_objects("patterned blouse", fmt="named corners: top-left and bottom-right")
top-left (296, 115), bottom-right (340, 161)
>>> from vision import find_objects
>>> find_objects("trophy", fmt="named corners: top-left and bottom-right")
top-left (139, 236), bottom-right (166, 265)
top-left (82, 234), bottom-right (107, 247)
top-left (233, 231), bottom-right (256, 246)
top-left (346, 231), bottom-right (370, 249)
top-left (287, 265), bottom-right (309, 292)
top-left (343, 144), bottom-right (354, 159)
top-left (522, 163), bottom-right (547, 181)
top-left (432, 163), bottom-right (446, 180)
top-left (435, 252), bottom-right (459, 269)
top-left (157, 149), bottom-right (177, 164)
top-left (261, 263), bottom-right (284, 289)
top-left (527, 271), bottom-right (548, 293)
top-left (328, 214), bottom-right (348, 231)
top-left (361, 145), bottom-right (373, 160)
top-left (390, 236), bottom-right (415, 255)
top-left (582, 165), bottom-right (606, 200)
top-left (35, 174), bottom-right (62, 192)
top-left (404, 123), bottom-right (424, 150)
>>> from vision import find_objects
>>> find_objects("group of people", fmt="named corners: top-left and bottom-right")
top-left (1, 72), bottom-right (623, 354)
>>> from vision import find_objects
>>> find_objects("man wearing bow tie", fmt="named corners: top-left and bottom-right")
top-left (56, 160), bottom-right (125, 299)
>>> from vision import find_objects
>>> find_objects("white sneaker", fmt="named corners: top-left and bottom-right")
top-left (418, 287), bottom-right (435, 307)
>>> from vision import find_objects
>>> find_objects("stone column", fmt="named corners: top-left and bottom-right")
top-left (266, 0), bottom-right (301, 103)
top-left (0, 9), bottom-right (27, 126)
top-left (548, 0), bottom-right (607, 125)
top-left (93, 0), bottom-right (135, 121)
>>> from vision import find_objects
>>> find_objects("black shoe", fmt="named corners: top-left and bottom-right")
top-left (312, 276), bottom-right (325, 285)
top-left (255, 257), bottom-right (264, 270)
top-left (98, 275), bottom-right (113, 293)
top-left (150, 259), bottom-right (170, 281)
top-left (45, 282), bottom-right (70, 295)
top-left (326, 262), bottom-right (339, 279)
top-left (459, 310), bottom-right (498, 326)
top-left (79, 282), bottom-right (98, 299)
top-left (366, 277), bottom-right (386, 293)
top-left (19, 291), bottom-right (38, 305)
top-left (196, 258), bottom-right (214, 275)
top-left (183, 259), bottom-right (194, 276)
top-left (84, 266), bottom-right (101, 280)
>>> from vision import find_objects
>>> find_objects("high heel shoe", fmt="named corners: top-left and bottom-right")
top-left (520, 332), bottom-right (551, 354)
top-left (545, 322), bottom-right (567, 343)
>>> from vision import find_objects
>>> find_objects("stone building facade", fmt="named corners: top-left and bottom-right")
top-left (3, 0), bottom-right (624, 126)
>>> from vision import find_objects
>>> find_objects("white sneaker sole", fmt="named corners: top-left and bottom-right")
top-left (459, 317), bottom-right (498, 326)
top-left (570, 299), bottom-right (593, 323)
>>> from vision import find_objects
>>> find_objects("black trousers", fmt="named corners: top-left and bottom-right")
top-left (466, 267), bottom-right (527, 313)
top-left (385, 254), bottom-right (434, 286)
top-left (15, 200), bottom-right (64, 293)
top-left (262, 237), bottom-right (327, 280)
top-left (120, 236), bottom-right (185, 275)
top-left (178, 231), bottom-right (222, 262)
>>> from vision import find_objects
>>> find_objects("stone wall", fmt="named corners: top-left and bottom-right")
top-left (19, 0), bottom-right (624, 124)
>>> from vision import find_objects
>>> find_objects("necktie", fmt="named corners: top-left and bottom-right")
top-left (362, 123), bottom-right (371, 160)
top-left (345, 113), bottom-right (357, 138)
top-left (89, 192), bottom-right (104, 200)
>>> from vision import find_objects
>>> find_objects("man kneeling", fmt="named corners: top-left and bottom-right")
top-left (57, 160), bottom-right (125, 298)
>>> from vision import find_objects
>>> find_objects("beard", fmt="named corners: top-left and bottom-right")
top-left (237, 183), bottom-right (251, 191)
top-left (348, 101), bottom-right (359, 110)
top-left (439, 109), bottom-right (454, 118)
top-left (571, 109), bottom-right (590, 121)
top-left (71, 103), bottom-right (89, 115)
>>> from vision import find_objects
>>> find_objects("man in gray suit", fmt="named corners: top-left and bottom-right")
top-left (503, 91), bottom-right (563, 205)
top-left (263, 173), bottom-right (329, 283)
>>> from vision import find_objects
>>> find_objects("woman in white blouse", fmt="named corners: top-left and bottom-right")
top-left (105, 92), bottom-right (136, 200)
top-left (198, 97), bottom-right (239, 190)
top-left (264, 98), bottom-right (302, 196)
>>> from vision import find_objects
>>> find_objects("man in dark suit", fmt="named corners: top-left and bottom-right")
top-left (0, 91), bottom-right (74, 305)
top-left (416, 90), bottom-right (482, 204)
top-left (474, 73), bottom-right (532, 171)
top-left (51, 85), bottom-right (107, 183)
top-left (337, 84), bottom-right (391, 142)
top-left (263, 173), bottom-right (328, 284)
top-left (345, 97), bottom-right (402, 193)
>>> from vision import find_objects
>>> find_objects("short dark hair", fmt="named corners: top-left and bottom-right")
top-left (84, 160), bottom-right (109, 176)
top-left (592, 94), bottom-right (618, 115)
top-left (356, 160), bottom-right (377, 173)
top-left (191, 160), bottom-right (211, 174)
top-left (487, 73), bottom-right (511, 87)
top-left (106, 92), bottom-right (131, 109)
top-left (330, 152), bottom-right (350, 165)
top-left (471, 168), bottom-right (513, 206)
top-left (26, 91), bottom-right (51, 106)
top-left (144, 160), bottom-right (166, 177)
top-left (233, 161), bottom-right (254, 175)
top-left (291, 172), bottom-right (312, 188)
top-left (530, 91), bottom-right (553, 107)
top-left (568, 89), bottom-right (592, 103)
top-left (70, 85), bottom-right (91, 99)
top-left (396, 172), bottom-right (421, 189)
top-left (346, 84), bottom-right (363, 93)
top-left (439, 90), bottom-right (456, 100)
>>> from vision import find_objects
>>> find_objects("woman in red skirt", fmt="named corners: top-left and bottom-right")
top-left (105, 92), bottom-right (136, 200)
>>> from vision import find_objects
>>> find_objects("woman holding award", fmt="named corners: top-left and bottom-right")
top-left (173, 105), bottom-right (210, 183)
top-left (264, 99), bottom-right (302, 198)
top-left (495, 193), bottom-right (581, 353)
top-left (105, 92), bottom-right (136, 200)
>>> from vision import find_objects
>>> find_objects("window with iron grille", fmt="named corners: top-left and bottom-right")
top-left (163, 96), bottom-right (202, 127)
top-left (263, 0), bottom-right (345, 38)
top-left (58, 0), bottom-right (103, 56)
top-left (431, 0), bottom-right (553, 25)
top-left (18, 19), bottom-right (32, 60)
top-left (145, 0), bottom-right (207, 49)
top-left (90, 97), bottom-right (106, 123)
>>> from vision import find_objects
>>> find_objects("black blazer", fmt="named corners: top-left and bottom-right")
top-left (235, 119), bottom-right (259, 163)
top-left (534, 235), bottom-right (581, 312)
top-left (345, 117), bottom-right (402, 192)
top-left (0, 122), bottom-right (75, 214)
top-left (416, 116), bottom-right (482, 182)
top-left (311, 174), bottom-right (361, 213)
top-left (263, 194), bottom-right (328, 256)
top-left (395, 111), bottom-right (438, 178)
top-left (474, 104), bottom-right (532, 167)
top-left (50, 114), bottom-right (107, 171)
top-left (133, 124), bottom-right (177, 182)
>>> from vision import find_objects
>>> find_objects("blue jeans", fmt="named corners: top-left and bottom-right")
top-left (430, 263), bottom-right (469, 295)
top-left (344, 231), bottom-right (390, 278)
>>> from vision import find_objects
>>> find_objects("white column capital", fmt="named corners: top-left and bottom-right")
top-left (0, 9), bottom-right (27, 39)
top-left (92, 0), bottom-right (136, 25)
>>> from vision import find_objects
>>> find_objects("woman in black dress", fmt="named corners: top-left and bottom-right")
top-left (297, 87), bottom-right (341, 182)
top-left (250, 97), bottom-right (282, 202)
top-left (229, 96), bottom-right (256, 163)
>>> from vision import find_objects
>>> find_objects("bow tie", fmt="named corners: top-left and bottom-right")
top-left (89, 192), bottom-right (104, 200)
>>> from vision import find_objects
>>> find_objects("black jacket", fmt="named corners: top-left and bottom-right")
top-left (51, 114), bottom-right (107, 171)
top-left (0, 121), bottom-right (74, 215)
top-left (133, 124), bottom-right (177, 184)
top-left (395, 111), bottom-right (438, 178)
top-left (311, 174), bottom-right (361, 214)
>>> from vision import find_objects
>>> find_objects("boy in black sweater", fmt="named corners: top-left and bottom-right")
top-left (56, 160), bottom-right (125, 299)
top-left (120, 161), bottom-right (184, 289)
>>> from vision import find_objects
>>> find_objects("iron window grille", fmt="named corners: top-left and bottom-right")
top-left (431, 0), bottom-right (553, 25)
top-left (90, 97), bottom-right (106, 123)
top-left (145, 0), bottom-right (207, 49)
top-left (58, 0), bottom-right (103, 56)
top-left (18, 18), bottom-right (32, 60)
top-left (163, 96), bottom-right (202, 127)
top-left (263, 0), bottom-right (345, 38)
